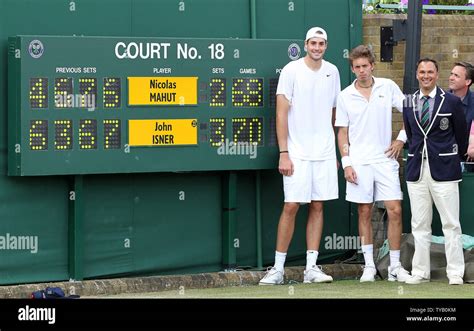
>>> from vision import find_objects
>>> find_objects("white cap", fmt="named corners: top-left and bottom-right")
top-left (305, 27), bottom-right (328, 42)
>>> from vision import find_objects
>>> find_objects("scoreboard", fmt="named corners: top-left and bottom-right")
top-left (8, 36), bottom-right (303, 176)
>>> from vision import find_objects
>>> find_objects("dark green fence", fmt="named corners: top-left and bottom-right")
top-left (0, 0), bottom-right (362, 285)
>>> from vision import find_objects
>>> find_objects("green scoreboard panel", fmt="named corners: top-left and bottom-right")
top-left (8, 36), bottom-right (303, 176)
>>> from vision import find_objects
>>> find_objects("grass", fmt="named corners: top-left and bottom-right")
top-left (90, 280), bottom-right (474, 299)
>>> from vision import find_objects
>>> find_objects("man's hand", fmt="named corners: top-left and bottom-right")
top-left (465, 153), bottom-right (473, 162)
top-left (385, 140), bottom-right (404, 159)
top-left (279, 153), bottom-right (294, 176)
top-left (344, 166), bottom-right (357, 184)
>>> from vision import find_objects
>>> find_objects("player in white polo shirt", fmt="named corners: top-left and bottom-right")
top-left (336, 45), bottom-right (410, 283)
top-left (259, 27), bottom-right (340, 285)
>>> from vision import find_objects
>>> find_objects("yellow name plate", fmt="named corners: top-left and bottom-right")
top-left (128, 77), bottom-right (198, 106)
top-left (128, 119), bottom-right (198, 146)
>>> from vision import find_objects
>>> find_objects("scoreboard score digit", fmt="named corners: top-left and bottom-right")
top-left (209, 78), bottom-right (226, 107)
top-left (103, 78), bottom-right (121, 108)
top-left (8, 36), bottom-right (303, 175)
top-left (232, 78), bottom-right (263, 107)
top-left (29, 78), bottom-right (48, 109)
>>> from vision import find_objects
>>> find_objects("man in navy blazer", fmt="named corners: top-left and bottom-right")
top-left (403, 58), bottom-right (467, 285)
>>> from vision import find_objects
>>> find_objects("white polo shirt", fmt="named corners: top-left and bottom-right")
top-left (276, 58), bottom-right (341, 161)
top-left (335, 77), bottom-right (405, 165)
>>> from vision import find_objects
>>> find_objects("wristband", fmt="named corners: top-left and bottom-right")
top-left (341, 156), bottom-right (352, 169)
top-left (279, 151), bottom-right (288, 154)
top-left (396, 129), bottom-right (407, 143)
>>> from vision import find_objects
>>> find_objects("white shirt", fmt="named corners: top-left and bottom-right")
top-left (416, 87), bottom-right (437, 121)
top-left (276, 58), bottom-right (341, 160)
top-left (335, 77), bottom-right (405, 165)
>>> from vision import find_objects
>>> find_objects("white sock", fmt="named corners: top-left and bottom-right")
top-left (274, 251), bottom-right (287, 273)
top-left (361, 244), bottom-right (375, 267)
top-left (306, 250), bottom-right (319, 270)
top-left (389, 250), bottom-right (401, 268)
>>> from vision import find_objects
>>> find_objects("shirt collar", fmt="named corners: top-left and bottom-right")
top-left (418, 87), bottom-right (437, 100)
top-left (448, 88), bottom-right (471, 105)
top-left (349, 76), bottom-right (381, 95)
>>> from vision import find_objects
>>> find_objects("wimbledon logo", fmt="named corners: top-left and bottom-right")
top-left (287, 43), bottom-right (301, 61)
top-left (28, 40), bottom-right (44, 59)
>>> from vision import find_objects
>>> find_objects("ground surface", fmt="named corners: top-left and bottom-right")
top-left (85, 280), bottom-right (473, 299)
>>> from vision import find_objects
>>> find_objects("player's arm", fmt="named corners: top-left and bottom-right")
top-left (385, 124), bottom-right (406, 159)
top-left (332, 107), bottom-right (340, 169)
top-left (332, 107), bottom-right (337, 139)
top-left (337, 127), bottom-right (357, 184)
top-left (276, 94), bottom-right (293, 176)
top-left (385, 81), bottom-right (406, 159)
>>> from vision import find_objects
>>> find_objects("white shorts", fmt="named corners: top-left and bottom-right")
top-left (283, 158), bottom-right (338, 203)
top-left (346, 159), bottom-right (403, 203)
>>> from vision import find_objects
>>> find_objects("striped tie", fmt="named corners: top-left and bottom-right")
top-left (420, 96), bottom-right (430, 132)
